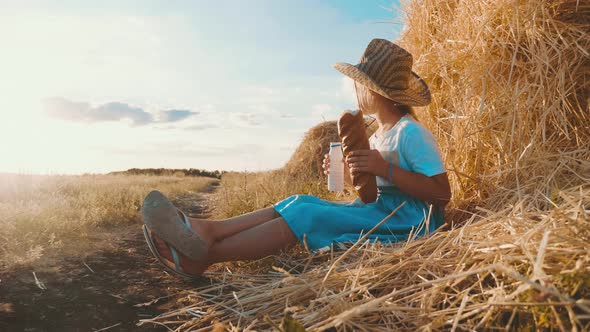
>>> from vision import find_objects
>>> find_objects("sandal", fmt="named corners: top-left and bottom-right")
top-left (142, 224), bottom-right (200, 280)
top-left (141, 190), bottom-right (207, 261)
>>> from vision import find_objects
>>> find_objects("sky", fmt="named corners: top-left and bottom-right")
top-left (0, 0), bottom-right (404, 174)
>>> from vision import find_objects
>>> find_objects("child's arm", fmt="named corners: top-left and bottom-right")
top-left (346, 150), bottom-right (452, 208)
top-left (379, 164), bottom-right (451, 208)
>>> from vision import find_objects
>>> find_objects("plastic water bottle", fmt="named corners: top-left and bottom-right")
top-left (328, 142), bottom-right (344, 192)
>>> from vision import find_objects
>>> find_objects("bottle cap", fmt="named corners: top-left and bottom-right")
top-left (329, 142), bottom-right (341, 147)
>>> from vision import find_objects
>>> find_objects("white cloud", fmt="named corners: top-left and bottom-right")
top-left (42, 97), bottom-right (197, 127)
top-left (183, 123), bottom-right (219, 131)
top-left (158, 109), bottom-right (198, 123)
top-left (43, 97), bottom-right (153, 126)
top-left (246, 103), bottom-right (275, 114)
top-left (230, 112), bottom-right (263, 127)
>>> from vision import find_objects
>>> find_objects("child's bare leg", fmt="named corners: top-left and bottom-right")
top-left (207, 217), bottom-right (297, 263)
top-left (189, 207), bottom-right (280, 242)
top-left (151, 217), bottom-right (297, 276)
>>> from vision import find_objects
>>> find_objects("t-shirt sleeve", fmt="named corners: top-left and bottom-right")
top-left (401, 125), bottom-right (446, 177)
top-left (369, 134), bottom-right (375, 150)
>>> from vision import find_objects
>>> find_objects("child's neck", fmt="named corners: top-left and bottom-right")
top-left (374, 107), bottom-right (404, 135)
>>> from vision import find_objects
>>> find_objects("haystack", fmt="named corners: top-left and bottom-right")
top-left (140, 0), bottom-right (589, 330)
top-left (284, 121), bottom-right (339, 179)
top-left (399, 0), bottom-right (590, 211)
top-left (283, 118), bottom-right (377, 179)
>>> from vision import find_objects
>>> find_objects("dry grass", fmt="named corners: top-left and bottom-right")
top-left (399, 0), bottom-right (590, 211)
top-left (141, 0), bottom-right (590, 330)
top-left (0, 173), bottom-right (215, 270)
top-left (211, 170), bottom-right (334, 220)
top-left (144, 185), bottom-right (590, 331)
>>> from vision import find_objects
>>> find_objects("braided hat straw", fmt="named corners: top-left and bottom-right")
top-left (334, 39), bottom-right (431, 106)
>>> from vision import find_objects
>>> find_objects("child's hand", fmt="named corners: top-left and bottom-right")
top-left (346, 149), bottom-right (387, 175)
top-left (322, 154), bottom-right (330, 175)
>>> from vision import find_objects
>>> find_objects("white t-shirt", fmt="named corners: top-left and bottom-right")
top-left (369, 115), bottom-right (446, 187)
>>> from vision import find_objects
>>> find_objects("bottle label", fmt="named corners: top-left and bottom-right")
top-left (328, 143), bottom-right (344, 192)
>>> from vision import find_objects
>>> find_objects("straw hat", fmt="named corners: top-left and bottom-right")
top-left (334, 38), bottom-right (431, 106)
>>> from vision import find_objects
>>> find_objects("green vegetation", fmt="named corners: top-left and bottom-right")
top-left (109, 167), bottom-right (224, 179)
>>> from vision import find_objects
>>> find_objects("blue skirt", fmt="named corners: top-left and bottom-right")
top-left (273, 188), bottom-right (444, 251)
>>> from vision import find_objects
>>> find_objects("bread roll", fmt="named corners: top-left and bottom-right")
top-left (337, 110), bottom-right (378, 203)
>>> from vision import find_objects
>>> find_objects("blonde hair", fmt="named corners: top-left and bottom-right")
top-left (354, 82), bottom-right (415, 118)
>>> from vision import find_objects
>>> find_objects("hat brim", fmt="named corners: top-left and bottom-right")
top-left (334, 62), bottom-right (431, 107)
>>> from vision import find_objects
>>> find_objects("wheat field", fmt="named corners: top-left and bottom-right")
top-left (0, 173), bottom-right (215, 270)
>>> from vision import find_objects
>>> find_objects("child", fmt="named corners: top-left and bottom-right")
top-left (141, 39), bottom-right (451, 279)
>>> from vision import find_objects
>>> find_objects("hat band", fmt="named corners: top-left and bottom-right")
top-left (380, 75), bottom-right (426, 91)
top-left (379, 84), bottom-right (408, 90)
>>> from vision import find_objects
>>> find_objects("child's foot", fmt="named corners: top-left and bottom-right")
top-left (150, 230), bottom-right (209, 276)
top-left (144, 209), bottom-right (212, 277)
top-left (141, 190), bottom-right (208, 261)
top-left (185, 215), bottom-right (216, 245)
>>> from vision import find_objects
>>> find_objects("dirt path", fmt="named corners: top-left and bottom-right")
top-left (0, 183), bottom-right (219, 332)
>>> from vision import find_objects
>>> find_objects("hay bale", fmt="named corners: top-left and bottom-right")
top-left (283, 118), bottom-right (377, 179)
top-left (284, 121), bottom-right (339, 179)
top-left (398, 0), bottom-right (590, 212)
